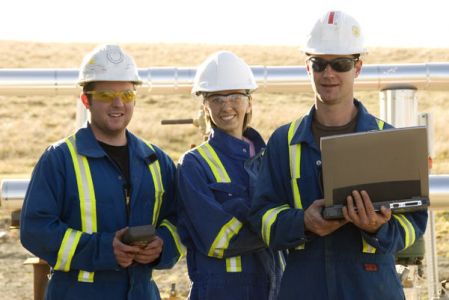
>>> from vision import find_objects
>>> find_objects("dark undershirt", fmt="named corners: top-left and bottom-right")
top-left (98, 141), bottom-right (130, 186)
top-left (312, 113), bottom-right (358, 149)
top-left (311, 113), bottom-right (358, 195)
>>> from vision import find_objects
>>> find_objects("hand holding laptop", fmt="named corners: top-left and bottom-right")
top-left (321, 127), bottom-right (430, 220)
top-left (304, 199), bottom-right (347, 236)
top-left (342, 190), bottom-right (392, 233)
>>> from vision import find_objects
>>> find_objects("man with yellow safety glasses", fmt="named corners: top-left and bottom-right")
top-left (20, 44), bottom-right (184, 300)
top-left (249, 11), bottom-right (427, 300)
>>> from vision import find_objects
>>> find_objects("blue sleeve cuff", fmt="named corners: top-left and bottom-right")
top-left (97, 232), bottom-right (120, 270)
top-left (153, 227), bottom-right (181, 270)
top-left (360, 222), bottom-right (390, 250)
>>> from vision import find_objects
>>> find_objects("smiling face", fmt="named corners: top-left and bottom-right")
top-left (82, 81), bottom-right (135, 145)
top-left (203, 89), bottom-right (252, 139)
top-left (306, 54), bottom-right (362, 107)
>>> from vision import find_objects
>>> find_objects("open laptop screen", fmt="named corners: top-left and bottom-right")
top-left (320, 126), bottom-right (429, 219)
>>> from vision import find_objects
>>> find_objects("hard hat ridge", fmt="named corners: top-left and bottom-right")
top-left (302, 10), bottom-right (367, 55)
top-left (78, 44), bottom-right (142, 86)
top-left (192, 50), bottom-right (258, 95)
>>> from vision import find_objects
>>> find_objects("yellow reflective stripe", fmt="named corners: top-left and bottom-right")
top-left (66, 135), bottom-right (97, 282)
top-left (80, 156), bottom-right (97, 232)
top-left (78, 271), bottom-right (94, 283)
top-left (278, 251), bottom-right (286, 271)
top-left (197, 143), bottom-right (231, 183)
top-left (66, 137), bottom-right (87, 231)
top-left (288, 119), bottom-right (301, 179)
top-left (160, 219), bottom-right (186, 259)
top-left (393, 214), bottom-right (416, 249)
top-left (295, 243), bottom-right (305, 250)
top-left (288, 119), bottom-right (303, 209)
top-left (261, 204), bottom-right (290, 245)
top-left (291, 178), bottom-right (302, 209)
top-left (362, 237), bottom-right (377, 254)
top-left (144, 143), bottom-right (165, 225)
top-left (208, 217), bottom-right (243, 258)
top-left (54, 228), bottom-right (82, 271)
top-left (66, 136), bottom-right (97, 233)
top-left (287, 118), bottom-right (305, 250)
top-left (376, 119), bottom-right (385, 130)
top-left (226, 256), bottom-right (242, 272)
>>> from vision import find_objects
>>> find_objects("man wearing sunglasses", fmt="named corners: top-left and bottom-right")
top-left (250, 11), bottom-right (427, 299)
top-left (20, 44), bottom-right (184, 300)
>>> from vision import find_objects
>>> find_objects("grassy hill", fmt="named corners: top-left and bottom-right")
top-left (1, 41), bottom-right (448, 174)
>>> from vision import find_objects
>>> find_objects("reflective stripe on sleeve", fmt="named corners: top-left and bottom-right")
top-left (78, 270), bottom-right (94, 283)
top-left (261, 204), bottom-right (290, 246)
top-left (393, 214), bottom-right (416, 249)
top-left (362, 237), bottom-right (377, 254)
top-left (54, 228), bottom-right (82, 271)
top-left (208, 217), bottom-right (243, 258)
top-left (226, 256), bottom-right (242, 272)
top-left (160, 219), bottom-right (186, 259)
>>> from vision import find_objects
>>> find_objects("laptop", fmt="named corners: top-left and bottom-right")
top-left (321, 126), bottom-right (430, 220)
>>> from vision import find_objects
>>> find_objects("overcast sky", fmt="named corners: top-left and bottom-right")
top-left (1, 0), bottom-right (448, 48)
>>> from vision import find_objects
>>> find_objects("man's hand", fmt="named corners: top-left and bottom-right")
top-left (304, 199), bottom-right (347, 236)
top-left (134, 236), bottom-right (164, 264)
top-left (342, 190), bottom-right (391, 233)
top-left (113, 228), bottom-right (140, 268)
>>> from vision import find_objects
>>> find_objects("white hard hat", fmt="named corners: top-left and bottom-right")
top-left (302, 11), bottom-right (367, 55)
top-left (78, 44), bottom-right (142, 86)
top-left (191, 51), bottom-right (257, 95)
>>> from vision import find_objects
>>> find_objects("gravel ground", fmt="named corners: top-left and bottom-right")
top-left (0, 211), bottom-right (190, 300)
top-left (1, 211), bottom-right (447, 300)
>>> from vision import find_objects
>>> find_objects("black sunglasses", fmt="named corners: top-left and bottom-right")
top-left (307, 57), bottom-right (358, 73)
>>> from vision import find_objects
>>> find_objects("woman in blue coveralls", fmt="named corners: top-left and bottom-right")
top-left (177, 51), bottom-right (282, 300)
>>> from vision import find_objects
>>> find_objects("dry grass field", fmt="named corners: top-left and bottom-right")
top-left (0, 41), bottom-right (448, 299)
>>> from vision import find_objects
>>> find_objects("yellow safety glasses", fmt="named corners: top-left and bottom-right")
top-left (85, 90), bottom-right (137, 103)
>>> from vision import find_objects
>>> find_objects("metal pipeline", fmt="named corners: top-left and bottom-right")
top-left (1, 63), bottom-right (449, 95)
top-left (2, 175), bottom-right (449, 209)
top-left (1, 63), bottom-right (449, 208)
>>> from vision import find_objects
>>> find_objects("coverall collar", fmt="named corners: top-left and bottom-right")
top-left (208, 127), bottom-right (265, 159)
top-left (74, 123), bottom-right (156, 160)
top-left (290, 99), bottom-right (370, 146)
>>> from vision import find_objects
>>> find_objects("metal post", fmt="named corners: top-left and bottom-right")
top-left (75, 98), bottom-right (88, 129)
top-left (380, 88), bottom-right (417, 127)
top-left (419, 113), bottom-right (441, 299)
top-left (380, 88), bottom-right (440, 299)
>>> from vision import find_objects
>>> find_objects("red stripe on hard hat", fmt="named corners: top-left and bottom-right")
top-left (328, 11), bottom-right (335, 24)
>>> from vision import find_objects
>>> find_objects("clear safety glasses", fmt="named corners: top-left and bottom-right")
top-left (307, 57), bottom-right (359, 73)
top-left (85, 90), bottom-right (137, 103)
top-left (205, 93), bottom-right (250, 105)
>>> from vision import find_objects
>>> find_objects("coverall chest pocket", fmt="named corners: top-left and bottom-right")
top-left (209, 182), bottom-right (250, 222)
top-left (209, 182), bottom-right (246, 202)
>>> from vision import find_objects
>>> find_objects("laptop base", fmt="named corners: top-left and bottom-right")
top-left (322, 197), bottom-right (429, 220)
